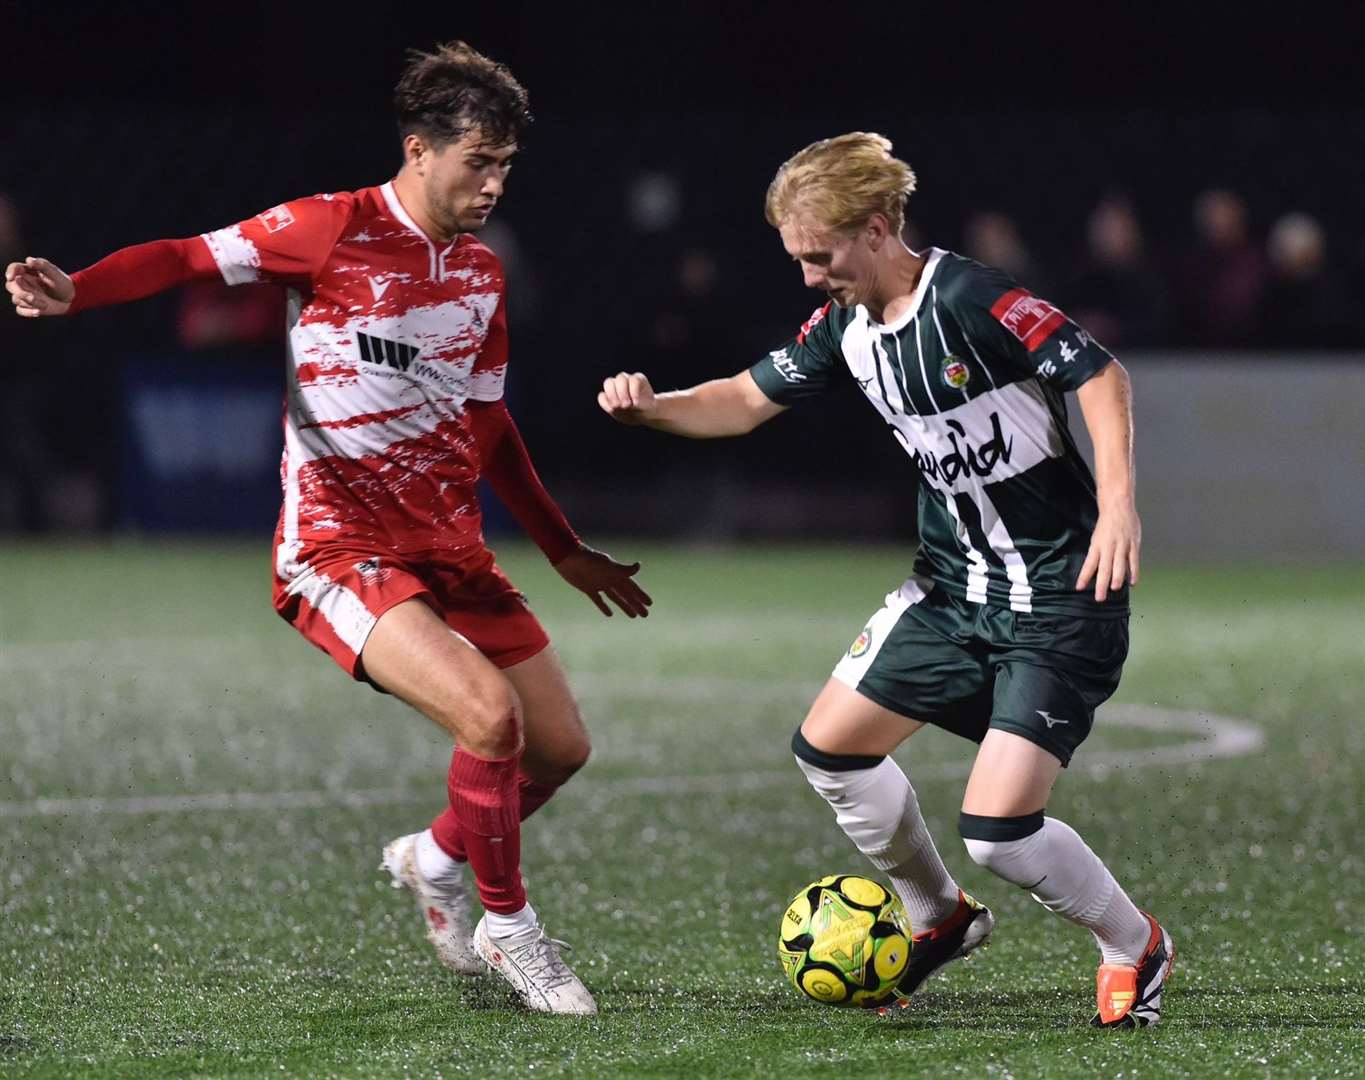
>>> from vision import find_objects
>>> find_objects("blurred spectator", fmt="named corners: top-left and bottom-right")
top-left (1177, 189), bottom-right (1267, 347)
top-left (636, 245), bottom-right (751, 536)
top-left (0, 194), bottom-right (105, 532)
top-left (1067, 196), bottom-right (1168, 348)
top-left (478, 218), bottom-right (542, 332)
top-left (642, 247), bottom-right (733, 372)
top-left (176, 281), bottom-right (285, 350)
top-left (964, 211), bottom-right (1050, 294)
top-left (1, 194), bottom-right (47, 530)
top-left (1262, 212), bottom-right (1356, 349)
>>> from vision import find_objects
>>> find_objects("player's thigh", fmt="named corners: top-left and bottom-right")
top-left (984, 612), bottom-right (1128, 767)
top-left (501, 646), bottom-right (591, 782)
top-left (815, 582), bottom-right (993, 755)
top-left (960, 728), bottom-right (1062, 816)
top-left (361, 597), bottom-right (521, 754)
top-left (961, 612), bottom-right (1128, 815)
top-left (800, 677), bottom-right (925, 756)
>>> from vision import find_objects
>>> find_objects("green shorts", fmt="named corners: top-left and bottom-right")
top-left (831, 577), bottom-right (1128, 766)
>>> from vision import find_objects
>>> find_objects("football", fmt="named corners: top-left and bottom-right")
top-left (777, 874), bottom-right (912, 1007)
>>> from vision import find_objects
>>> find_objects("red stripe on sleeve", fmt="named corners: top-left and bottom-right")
top-left (1023, 310), bottom-right (1068, 352)
top-left (989, 288), bottom-right (1029, 320)
top-left (796, 302), bottom-right (831, 345)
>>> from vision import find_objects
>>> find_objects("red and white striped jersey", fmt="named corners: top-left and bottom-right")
top-left (199, 183), bottom-right (509, 580)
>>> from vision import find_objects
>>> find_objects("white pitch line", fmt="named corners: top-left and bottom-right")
top-left (0, 706), bottom-right (1262, 819)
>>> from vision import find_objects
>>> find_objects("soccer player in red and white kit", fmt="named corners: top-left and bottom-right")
top-left (5, 42), bottom-right (648, 1015)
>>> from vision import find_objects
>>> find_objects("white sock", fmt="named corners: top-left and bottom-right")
top-left (415, 828), bottom-right (460, 883)
top-left (483, 901), bottom-right (537, 938)
top-left (796, 754), bottom-right (961, 931)
top-left (964, 816), bottom-right (1151, 965)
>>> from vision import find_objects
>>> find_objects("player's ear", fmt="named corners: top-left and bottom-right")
top-left (403, 133), bottom-right (428, 174)
top-left (864, 214), bottom-right (890, 252)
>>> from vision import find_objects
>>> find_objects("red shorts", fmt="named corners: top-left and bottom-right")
top-left (274, 546), bottom-right (550, 680)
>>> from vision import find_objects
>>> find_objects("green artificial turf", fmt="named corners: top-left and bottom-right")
top-left (1, 540), bottom-right (1362, 1077)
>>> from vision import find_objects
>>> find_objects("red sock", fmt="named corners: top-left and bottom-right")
top-left (444, 749), bottom-right (525, 915)
top-left (431, 773), bottom-right (564, 864)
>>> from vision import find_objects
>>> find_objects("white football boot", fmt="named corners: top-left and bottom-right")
top-left (473, 915), bottom-right (598, 1015)
top-left (381, 832), bottom-right (484, 976)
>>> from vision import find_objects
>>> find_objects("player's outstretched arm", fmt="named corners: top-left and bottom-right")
top-left (1075, 359), bottom-right (1141, 602)
top-left (6, 258), bottom-right (74, 317)
top-left (467, 399), bottom-right (653, 618)
top-left (598, 370), bottom-right (786, 438)
top-left (9, 238), bottom-right (226, 320)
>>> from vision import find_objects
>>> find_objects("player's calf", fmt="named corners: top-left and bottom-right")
top-left (959, 811), bottom-right (1165, 1024)
top-left (792, 728), bottom-right (962, 932)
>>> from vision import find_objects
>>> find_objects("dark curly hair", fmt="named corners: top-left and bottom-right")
top-left (394, 41), bottom-right (532, 149)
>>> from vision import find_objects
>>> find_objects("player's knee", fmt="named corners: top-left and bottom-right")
top-left (958, 811), bottom-right (1046, 882)
top-left (563, 732), bottom-right (591, 775)
top-left (456, 681), bottom-right (523, 758)
top-left (791, 726), bottom-right (886, 793)
top-left (540, 732), bottom-right (592, 785)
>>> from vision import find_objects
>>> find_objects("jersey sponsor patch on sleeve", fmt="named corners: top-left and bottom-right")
top-left (257, 204), bottom-right (297, 233)
top-left (768, 347), bottom-right (807, 383)
top-left (990, 288), bottom-right (1068, 352)
top-left (796, 301), bottom-right (831, 344)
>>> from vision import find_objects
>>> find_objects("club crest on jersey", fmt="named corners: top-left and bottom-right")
top-left (849, 626), bottom-right (873, 658)
top-left (941, 356), bottom-right (971, 390)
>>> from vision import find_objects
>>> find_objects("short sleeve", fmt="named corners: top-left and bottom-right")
top-left (954, 264), bottom-right (1114, 391)
top-left (748, 302), bottom-right (846, 404)
top-left (467, 290), bottom-right (509, 402)
top-left (199, 193), bottom-right (354, 287)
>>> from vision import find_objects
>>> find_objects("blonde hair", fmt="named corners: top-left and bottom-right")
top-left (765, 132), bottom-right (917, 235)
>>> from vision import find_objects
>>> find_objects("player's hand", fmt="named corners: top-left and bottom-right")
top-left (1076, 499), bottom-right (1141, 603)
top-left (553, 544), bottom-right (653, 618)
top-left (598, 372), bottom-right (658, 425)
top-left (5, 257), bottom-right (75, 318)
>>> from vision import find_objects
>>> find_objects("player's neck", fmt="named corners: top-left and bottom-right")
top-left (391, 169), bottom-right (459, 245)
top-left (868, 246), bottom-right (925, 325)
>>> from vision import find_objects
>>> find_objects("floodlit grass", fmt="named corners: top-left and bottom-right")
top-left (2, 540), bottom-right (1362, 1077)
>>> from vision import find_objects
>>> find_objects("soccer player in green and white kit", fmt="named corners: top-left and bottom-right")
top-left (599, 133), bottom-right (1174, 1028)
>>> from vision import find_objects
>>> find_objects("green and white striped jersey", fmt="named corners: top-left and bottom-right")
top-left (749, 248), bottom-right (1126, 617)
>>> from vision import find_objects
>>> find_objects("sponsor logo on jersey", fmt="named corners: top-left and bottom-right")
top-left (357, 331), bottom-right (420, 373)
top-left (797, 302), bottom-right (832, 344)
top-left (769, 348), bottom-right (807, 384)
top-left (1057, 338), bottom-right (1079, 365)
top-left (368, 275), bottom-right (393, 302)
top-left (849, 626), bottom-right (873, 657)
top-left (941, 355), bottom-right (971, 390)
top-left (911, 412), bottom-right (1015, 484)
top-left (257, 205), bottom-right (296, 233)
top-left (990, 288), bottom-right (1067, 352)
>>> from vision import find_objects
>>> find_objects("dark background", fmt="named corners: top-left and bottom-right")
top-left (3, 4), bottom-right (1362, 536)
